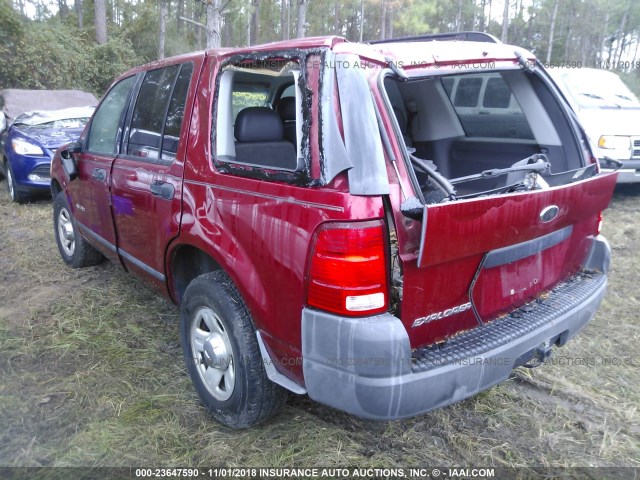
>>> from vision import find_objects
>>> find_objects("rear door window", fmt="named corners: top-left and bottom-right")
top-left (162, 63), bottom-right (193, 161)
top-left (126, 65), bottom-right (179, 160)
top-left (215, 58), bottom-right (302, 172)
top-left (124, 63), bottom-right (193, 162)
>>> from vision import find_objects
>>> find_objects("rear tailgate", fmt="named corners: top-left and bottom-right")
top-left (401, 172), bottom-right (617, 347)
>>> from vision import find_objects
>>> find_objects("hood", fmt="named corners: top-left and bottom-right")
top-left (576, 107), bottom-right (640, 138)
top-left (0, 89), bottom-right (98, 124)
top-left (15, 125), bottom-right (85, 151)
top-left (13, 106), bottom-right (95, 127)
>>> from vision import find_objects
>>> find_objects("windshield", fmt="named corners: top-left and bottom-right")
top-left (560, 70), bottom-right (640, 109)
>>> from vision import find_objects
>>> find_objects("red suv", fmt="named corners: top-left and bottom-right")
top-left (50, 32), bottom-right (617, 428)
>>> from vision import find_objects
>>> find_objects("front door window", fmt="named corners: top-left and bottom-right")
top-left (87, 76), bottom-right (135, 154)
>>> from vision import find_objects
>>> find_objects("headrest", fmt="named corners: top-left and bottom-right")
top-left (276, 97), bottom-right (297, 122)
top-left (235, 107), bottom-right (284, 142)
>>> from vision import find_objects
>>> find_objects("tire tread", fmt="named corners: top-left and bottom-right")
top-left (181, 271), bottom-right (287, 429)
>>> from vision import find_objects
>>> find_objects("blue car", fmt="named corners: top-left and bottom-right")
top-left (1, 106), bottom-right (95, 203)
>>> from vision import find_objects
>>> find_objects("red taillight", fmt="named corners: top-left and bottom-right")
top-left (307, 221), bottom-right (388, 316)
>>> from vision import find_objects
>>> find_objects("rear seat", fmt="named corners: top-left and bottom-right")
top-left (234, 107), bottom-right (297, 170)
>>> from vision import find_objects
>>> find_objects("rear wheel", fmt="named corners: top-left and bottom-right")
top-left (6, 161), bottom-right (27, 203)
top-left (53, 191), bottom-right (103, 268)
top-left (180, 271), bottom-right (287, 428)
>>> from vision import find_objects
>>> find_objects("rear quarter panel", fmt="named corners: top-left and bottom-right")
top-left (171, 54), bottom-right (385, 383)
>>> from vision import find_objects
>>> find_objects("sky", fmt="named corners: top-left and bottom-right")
top-left (23, 0), bottom-right (59, 18)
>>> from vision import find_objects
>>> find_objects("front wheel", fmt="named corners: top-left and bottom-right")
top-left (53, 191), bottom-right (103, 268)
top-left (180, 271), bottom-right (287, 428)
top-left (6, 161), bottom-right (27, 203)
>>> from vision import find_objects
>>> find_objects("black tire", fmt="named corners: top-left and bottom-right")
top-left (53, 191), bottom-right (103, 268)
top-left (180, 271), bottom-right (288, 428)
top-left (6, 161), bottom-right (27, 203)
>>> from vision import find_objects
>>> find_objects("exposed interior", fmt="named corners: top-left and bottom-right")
top-left (384, 70), bottom-right (590, 200)
top-left (215, 60), bottom-right (303, 171)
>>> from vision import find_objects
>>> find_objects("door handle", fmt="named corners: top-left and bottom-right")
top-left (91, 168), bottom-right (106, 181)
top-left (150, 180), bottom-right (175, 200)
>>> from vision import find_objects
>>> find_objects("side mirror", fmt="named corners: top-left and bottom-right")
top-left (60, 141), bottom-right (82, 181)
top-left (67, 140), bottom-right (83, 154)
top-left (0, 112), bottom-right (6, 133)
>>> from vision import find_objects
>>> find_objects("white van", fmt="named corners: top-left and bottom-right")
top-left (547, 68), bottom-right (640, 183)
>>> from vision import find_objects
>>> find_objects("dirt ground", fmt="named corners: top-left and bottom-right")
top-left (0, 178), bottom-right (638, 473)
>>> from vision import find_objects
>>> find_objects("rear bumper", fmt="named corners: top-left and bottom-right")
top-left (301, 235), bottom-right (610, 420)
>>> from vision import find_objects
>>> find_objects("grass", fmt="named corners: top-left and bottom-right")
top-left (0, 180), bottom-right (638, 469)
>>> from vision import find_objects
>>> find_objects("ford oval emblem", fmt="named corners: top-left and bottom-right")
top-left (540, 205), bottom-right (559, 223)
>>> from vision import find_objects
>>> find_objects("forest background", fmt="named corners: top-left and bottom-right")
top-left (1, 0), bottom-right (639, 98)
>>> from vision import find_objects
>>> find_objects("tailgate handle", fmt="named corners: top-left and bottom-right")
top-left (150, 180), bottom-right (175, 200)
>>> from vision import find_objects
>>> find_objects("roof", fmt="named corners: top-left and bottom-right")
top-left (0, 89), bottom-right (98, 123)
top-left (125, 37), bottom-right (345, 77)
top-left (366, 40), bottom-right (534, 70)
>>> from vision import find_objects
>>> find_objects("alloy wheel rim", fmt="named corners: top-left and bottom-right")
top-left (57, 208), bottom-right (75, 257)
top-left (190, 306), bottom-right (235, 401)
top-left (7, 168), bottom-right (15, 200)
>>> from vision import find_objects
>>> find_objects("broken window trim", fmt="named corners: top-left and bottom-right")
top-left (211, 48), bottom-right (324, 186)
top-left (377, 70), bottom-right (426, 206)
top-left (331, 53), bottom-right (390, 196)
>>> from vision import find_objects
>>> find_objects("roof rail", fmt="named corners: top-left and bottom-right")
top-left (370, 31), bottom-right (500, 45)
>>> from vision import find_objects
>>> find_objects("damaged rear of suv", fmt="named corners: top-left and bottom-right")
top-left (50, 32), bottom-right (617, 427)
top-left (301, 33), bottom-right (617, 419)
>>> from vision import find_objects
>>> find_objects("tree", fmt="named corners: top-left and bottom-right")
top-left (57, 0), bottom-right (69, 18)
top-left (380, 0), bottom-right (386, 39)
top-left (250, 0), bottom-right (259, 45)
top-left (180, 1), bottom-right (228, 49)
top-left (393, 0), bottom-right (435, 39)
top-left (204, 0), bottom-right (229, 48)
top-left (75, 0), bottom-right (83, 30)
top-left (358, 0), bottom-right (363, 41)
top-left (501, 0), bottom-right (509, 42)
top-left (546, 0), bottom-right (559, 63)
top-left (281, 0), bottom-right (288, 40)
top-left (177, 0), bottom-right (185, 33)
top-left (296, 0), bottom-right (307, 38)
top-left (158, 0), bottom-right (168, 59)
top-left (94, 0), bottom-right (107, 44)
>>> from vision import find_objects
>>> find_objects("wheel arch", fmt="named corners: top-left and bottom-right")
top-left (51, 178), bottom-right (63, 197)
top-left (167, 240), bottom-right (270, 332)
top-left (169, 244), bottom-right (222, 305)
